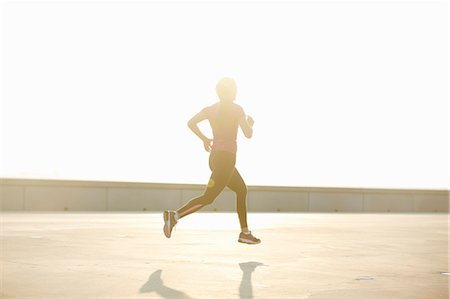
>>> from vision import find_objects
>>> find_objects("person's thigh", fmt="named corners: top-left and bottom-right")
top-left (204, 151), bottom-right (236, 198)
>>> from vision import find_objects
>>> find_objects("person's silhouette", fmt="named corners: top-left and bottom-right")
top-left (163, 77), bottom-right (261, 244)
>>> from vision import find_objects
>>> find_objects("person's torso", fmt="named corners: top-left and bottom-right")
top-left (203, 102), bottom-right (244, 153)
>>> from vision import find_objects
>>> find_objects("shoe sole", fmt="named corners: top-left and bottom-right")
top-left (238, 238), bottom-right (261, 244)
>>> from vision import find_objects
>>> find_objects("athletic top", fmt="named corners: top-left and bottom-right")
top-left (202, 102), bottom-right (245, 153)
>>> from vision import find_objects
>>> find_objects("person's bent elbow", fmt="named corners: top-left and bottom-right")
top-left (187, 119), bottom-right (195, 129)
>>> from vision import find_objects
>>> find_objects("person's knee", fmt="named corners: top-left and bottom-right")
top-left (201, 190), bottom-right (219, 206)
top-left (236, 185), bottom-right (248, 199)
top-left (202, 196), bottom-right (215, 206)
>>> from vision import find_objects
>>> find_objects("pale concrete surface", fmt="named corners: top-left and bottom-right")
top-left (1, 212), bottom-right (448, 299)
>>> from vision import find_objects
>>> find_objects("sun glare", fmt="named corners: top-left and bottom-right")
top-left (0, 1), bottom-right (447, 189)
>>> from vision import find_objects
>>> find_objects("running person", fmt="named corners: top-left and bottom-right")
top-left (163, 77), bottom-right (261, 244)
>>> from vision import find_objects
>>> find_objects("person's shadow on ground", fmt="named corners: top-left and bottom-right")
top-left (139, 269), bottom-right (194, 299)
top-left (140, 262), bottom-right (265, 299)
top-left (239, 261), bottom-right (265, 299)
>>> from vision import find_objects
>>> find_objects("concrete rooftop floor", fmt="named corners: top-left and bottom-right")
top-left (1, 212), bottom-right (448, 299)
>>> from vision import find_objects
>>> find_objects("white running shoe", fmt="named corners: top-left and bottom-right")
top-left (238, 231), bottom-right (261, 244)
top-left (163, 210), bottom-right (177, 238)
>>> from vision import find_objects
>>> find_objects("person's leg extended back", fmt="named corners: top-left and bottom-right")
top-left (176, 152), bottom-right (235, 219)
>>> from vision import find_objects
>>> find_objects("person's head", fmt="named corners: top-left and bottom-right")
top-left (216, 77), bottom-right (237, 102)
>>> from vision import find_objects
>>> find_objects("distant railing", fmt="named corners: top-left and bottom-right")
top-left (1, 178), bottom-right (448, 212)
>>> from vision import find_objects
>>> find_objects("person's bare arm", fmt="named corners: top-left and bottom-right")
top-left (187, 110), bottom-right (212, 152)
top-left (238, 115), bottom-right (254, 138)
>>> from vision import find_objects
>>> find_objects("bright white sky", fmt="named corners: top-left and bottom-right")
top-left (0, 1), bottom-right (448, 189)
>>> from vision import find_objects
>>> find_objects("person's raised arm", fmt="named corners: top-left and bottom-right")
top-left (238, 115), bottom-right (254, 138)
top-left (187, 110), bottom-right (213, 152)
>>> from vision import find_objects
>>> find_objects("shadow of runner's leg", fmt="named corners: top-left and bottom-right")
top-left (139, 269), bottom-right (194, 299)
top-left (239, 262), bottom-right (265, 299)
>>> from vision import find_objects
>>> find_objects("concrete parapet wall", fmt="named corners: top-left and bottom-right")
top-left (1, 178), bottom-right (448, 213)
